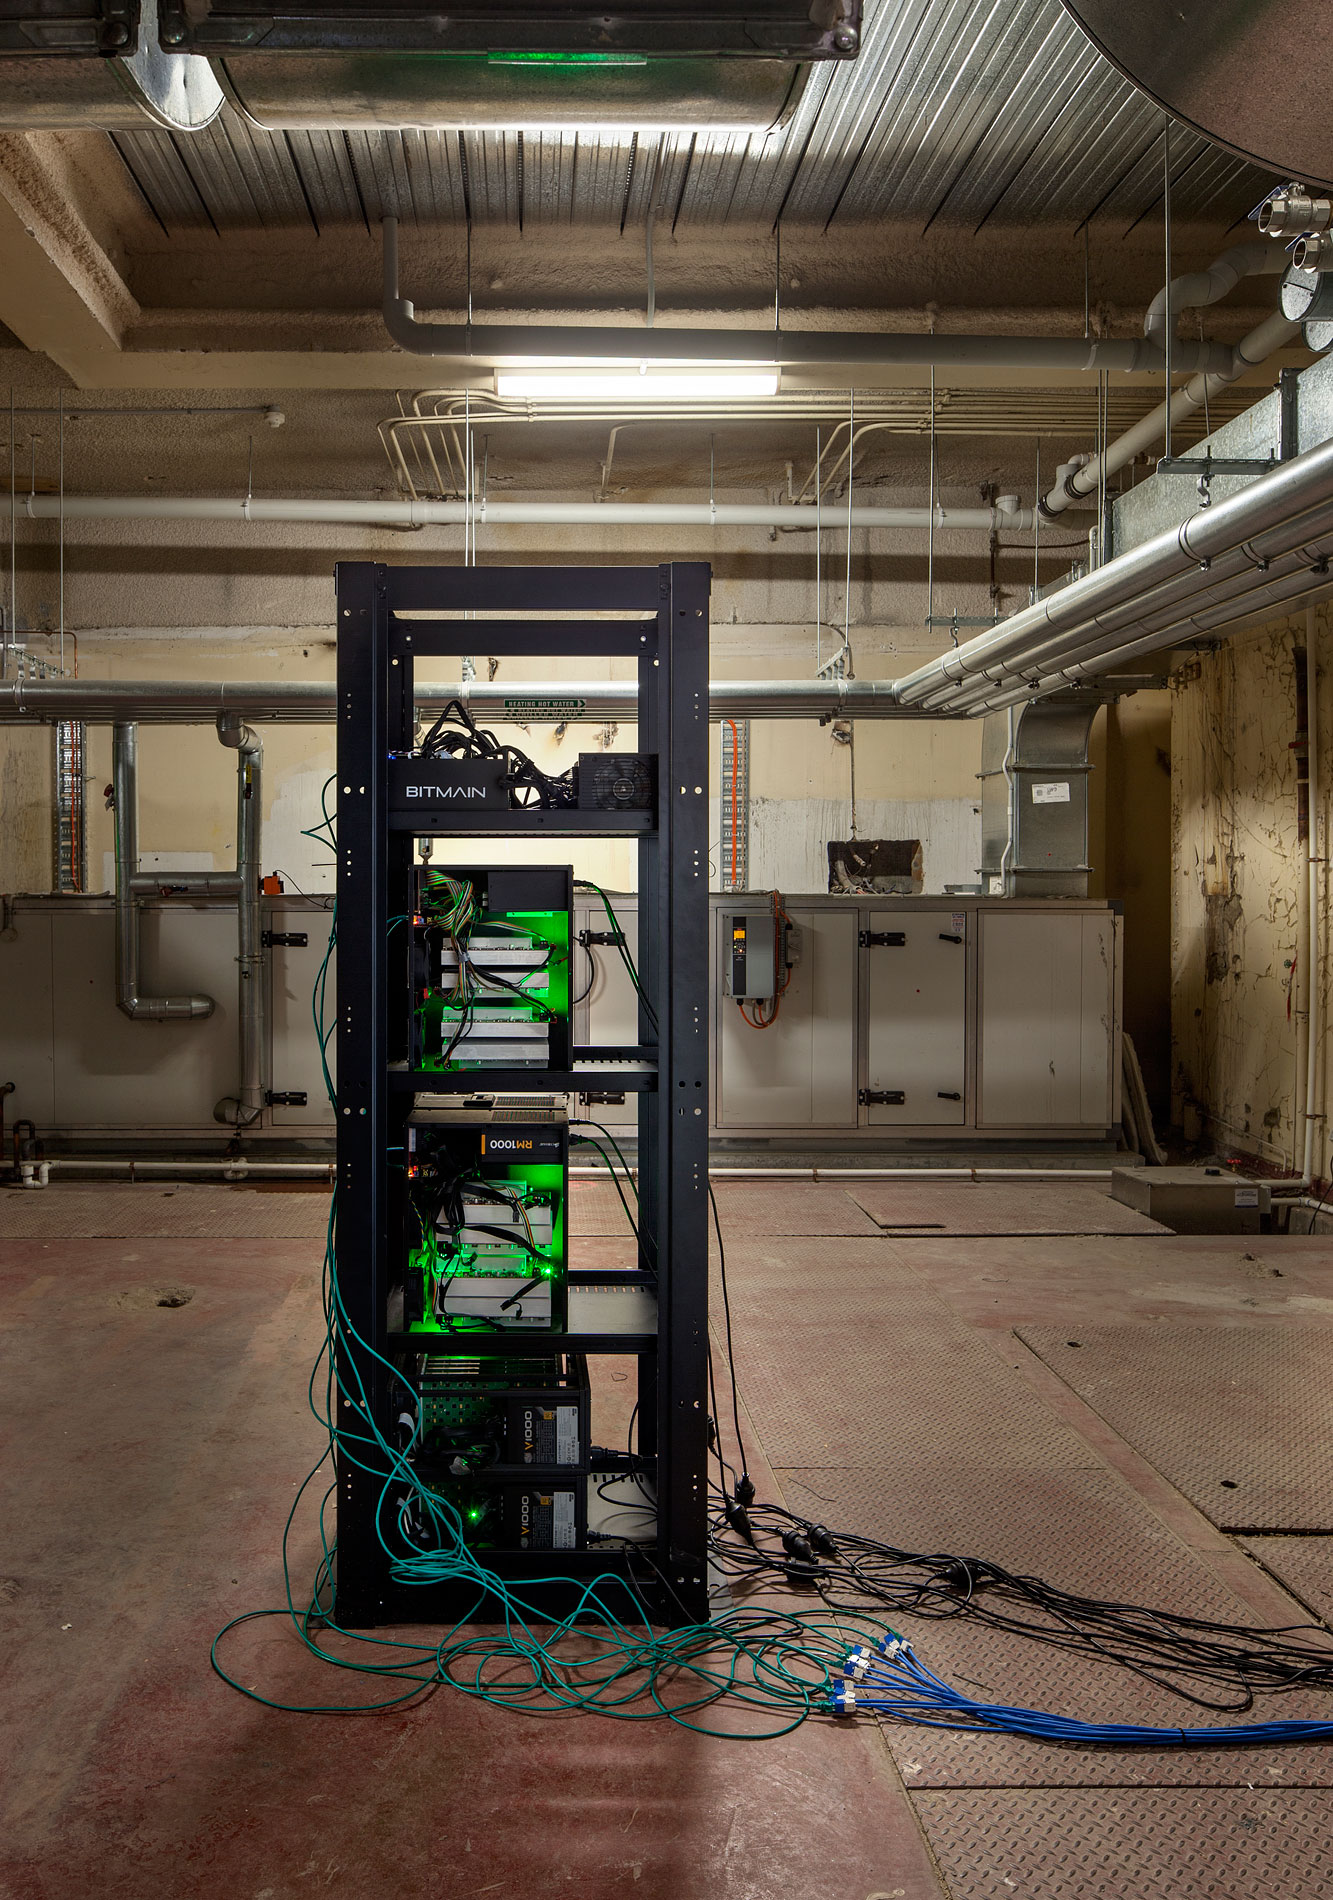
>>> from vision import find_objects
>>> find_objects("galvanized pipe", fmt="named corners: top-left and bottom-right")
top-left (938, 520), bottom-right (1333, 712)
top-left (111, 722), bottom-right (215, 1021)
top-left (0, 677), bottom-right (923, 723)
top-left (896, 435), bottom-right (1333, 709)
top-left (213, 713), bottom-right (266, 1128)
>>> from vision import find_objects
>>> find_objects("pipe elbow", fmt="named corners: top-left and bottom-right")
top-left (118, 992), bottom-right (215, 1022)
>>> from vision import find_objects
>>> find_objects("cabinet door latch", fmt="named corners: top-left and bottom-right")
top-left (859, 1088), bottom-right (906, 1106)
top-left (859, 930), bottom-right (906, 948)
top-left (266, 1090), bottom-right (308, 1108)
top-left (262, 930), bottom-right (309, 948)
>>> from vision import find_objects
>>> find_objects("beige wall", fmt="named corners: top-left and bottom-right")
top-left (1171, 602), bottom-right (1330, 1166)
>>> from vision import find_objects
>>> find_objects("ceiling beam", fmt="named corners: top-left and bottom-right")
top-left (0, 135), bottom-right (138, 377)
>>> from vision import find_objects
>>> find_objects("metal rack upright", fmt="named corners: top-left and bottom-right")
top-left (334, 560), bottom-right (710, 1627)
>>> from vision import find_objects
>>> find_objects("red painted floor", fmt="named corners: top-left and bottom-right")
top-left (5, 1180), bottom-right (1333, 1898)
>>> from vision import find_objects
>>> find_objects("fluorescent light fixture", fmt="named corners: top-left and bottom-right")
top-left (495, 364), bottom-right (781, 402)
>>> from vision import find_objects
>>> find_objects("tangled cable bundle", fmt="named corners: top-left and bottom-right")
top-left (213, 784), bottom-right (1333, 1744)
top-left (416, 697), bottom-right (577, 808)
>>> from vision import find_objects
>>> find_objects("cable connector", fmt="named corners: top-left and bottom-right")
top-left (876, 1629), bottom-right (905, 1658)
top-left (830, 1684), bottom-right (858, 1716)
top-left (734, 1473), bottom-right (755, 1507)
top-left (781, 1529), bottom-right (817, 1565)
top-left (724, 1499), bottom-right (755, 1545)
top-left (843, 1646), bottom-right (874, 1680)
top-left (806, 1523), bottom-right (838, 1557)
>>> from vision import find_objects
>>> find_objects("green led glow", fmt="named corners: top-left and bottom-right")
top-left (487, 51), bottom-right (647, 67)
top-left (467, 1507), bottom-right (483, 1522)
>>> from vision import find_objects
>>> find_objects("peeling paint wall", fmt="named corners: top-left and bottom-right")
top-left (1170, 605), bottom-right (1328, 1165)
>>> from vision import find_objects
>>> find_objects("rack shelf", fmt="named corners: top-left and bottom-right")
top-left (389, 809), bottom-right (654, 836)
top-left (334, 559), bottom-right (710, 1629)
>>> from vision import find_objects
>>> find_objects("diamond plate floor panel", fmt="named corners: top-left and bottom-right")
top-left (707, 1180), bottom-right (882, 1234)
top-left (1241, 1537), bottom-right (1333, 1626)
top-left (567, 1177), bottom-right (637, 1236)
top-left (1018, 1325), bottom-right (1333, 1531)
top-left (775, 1466), bottom-right (1333, 1787)
top-left (845, 1181), bottom-right (1169, 1236)
top-left (913, 1788), bottom-right (1333, 1899)
top-left (0, 1185), bottom-right (331, 1239)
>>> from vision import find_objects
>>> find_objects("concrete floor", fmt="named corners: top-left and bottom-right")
top-left (3, 1177), bottom-right (1333, 1898)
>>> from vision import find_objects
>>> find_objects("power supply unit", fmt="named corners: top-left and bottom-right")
top-left (419, 1477), bottom-right (588, 1553)
top-left (576, 752), bottom-right (657, 812)
top-left (413, 1353), bottom-right (591, 1475)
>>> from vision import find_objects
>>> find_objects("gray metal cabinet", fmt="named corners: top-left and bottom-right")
top-left (716, 904), bottom-right (858, 1127)
top-left (978, 908), bottom-right (1115, 1127)
top-left (863, 909), bottom-right (967, 1125)
top-left (266, 905), bottom-right (336, 1128)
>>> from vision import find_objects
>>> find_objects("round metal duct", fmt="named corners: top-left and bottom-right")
top-left (1058, 0), bottom-right (1333, 190)
top-left (0, 0), bottom-right (221, 128)
top-left (215, 52), bottom-right (806, 131)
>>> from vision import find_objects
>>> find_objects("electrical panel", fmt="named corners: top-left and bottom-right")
top-left (402, 1099), bottom-right (569, 1334)
top-left (410, 865), bottom-right (572, 1072)
top-left (723, 911), bottom-right (776, 999)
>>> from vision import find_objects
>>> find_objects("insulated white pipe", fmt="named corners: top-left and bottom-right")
top-left (21, 493), bottom-right (1031, 534)
top-left (1041, 245), bottom-right (1296, 519)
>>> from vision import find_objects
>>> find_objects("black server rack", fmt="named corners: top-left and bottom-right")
top-left (334, 561), bottom-right (710, 1626)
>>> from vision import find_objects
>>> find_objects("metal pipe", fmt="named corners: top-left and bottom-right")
top-left (128, 870), bottom-right (243, 896)
top-left (896, 435), bottom-right (1333, 708)
top-left (0, 677), bottom-right (930, 723)
top-left (45, 1156), bottom-right (334, 1180)
top-left (938, 518), bottom-right (1333, 710)
top-left (960, 563), bottom-right (1333, 715)
top-left (21, 492), bottom-right (1032, 534)
top-left (111, 723), bottom-right (215, 1021)
top-left (379, 217), bottom-right (1235, 376)
top-left (213, 713), bottom-right (266, 1128)
top-left (1042, 305), bottom-right (1298, 518)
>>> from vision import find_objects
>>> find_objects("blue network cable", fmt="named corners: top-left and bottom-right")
top-left (830, 1631), bottom-right (1333, 1746)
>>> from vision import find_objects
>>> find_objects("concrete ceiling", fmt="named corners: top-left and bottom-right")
top-left (0, 0), bottom-right (1289, 391)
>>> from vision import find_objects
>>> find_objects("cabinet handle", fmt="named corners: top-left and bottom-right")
top-left (938, 932), bottom-right (963, 944)
top-left (937, 1091), bottom-right (961, 1101)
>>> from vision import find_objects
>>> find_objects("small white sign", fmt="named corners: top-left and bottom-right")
top-left (1031, 781), bottom-right (1071, 805)
top-left (951, 912), bottom-right (966, 935)
top-left (1234, 1187), bottom-right (1260, 1208)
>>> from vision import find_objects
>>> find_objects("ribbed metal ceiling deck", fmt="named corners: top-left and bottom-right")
top-left (108, 0), bottom-right (1274, 236)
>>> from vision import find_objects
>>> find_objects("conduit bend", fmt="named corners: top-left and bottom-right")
top-left (1041, 244), bottom-right (1295, 519)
